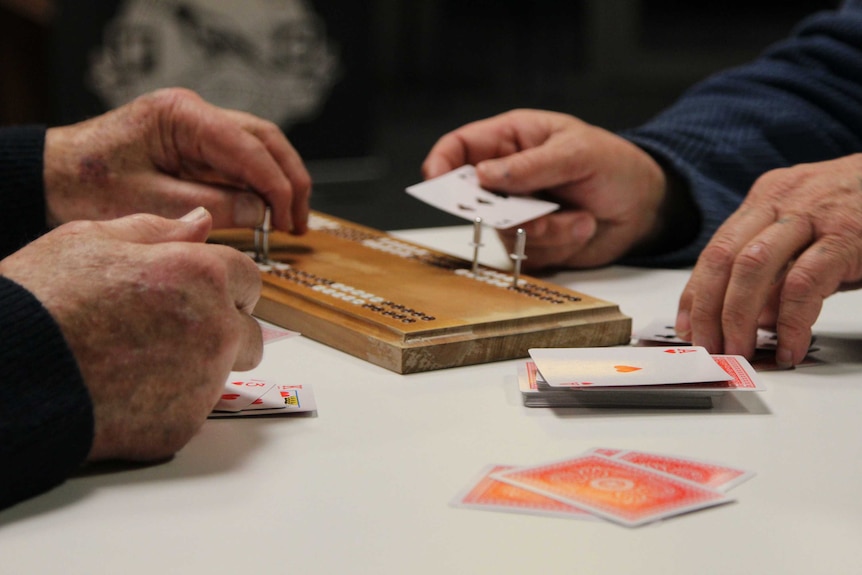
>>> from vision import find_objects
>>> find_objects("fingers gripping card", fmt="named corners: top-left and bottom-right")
top-left (406, 165), bottom-right (559, 229)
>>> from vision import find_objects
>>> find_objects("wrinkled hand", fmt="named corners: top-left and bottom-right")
top-left (44, 87), bottom-right (311, 234)
top-left (676, 154), bottom-right (862, 367)
top-left (0, 208), bottom-right (263, 460)
top-left (422, 109), bottom-right (669, 269)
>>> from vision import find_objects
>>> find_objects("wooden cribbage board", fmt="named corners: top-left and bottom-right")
top-left (210, 212), bottom-right (631, 374)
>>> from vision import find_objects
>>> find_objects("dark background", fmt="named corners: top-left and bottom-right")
top-left (0, 0), bottom-right (839, 231)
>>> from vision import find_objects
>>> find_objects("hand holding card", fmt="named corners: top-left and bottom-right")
top-left (406, 165), bottom-right (559, 229)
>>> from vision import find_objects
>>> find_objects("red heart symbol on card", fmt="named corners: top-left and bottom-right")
top-left (230, 380), bottom-right (245, 386)
top-left (664, 348), bottom-right (696, 354)
top-left (614, 365), bottom-right (642, 373)
top-left (222, 393), bottom-right (241, 400)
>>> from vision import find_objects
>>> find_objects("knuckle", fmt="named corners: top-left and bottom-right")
top-left (698, 238), bottom-right (737, 270)
top-left (147, 86), bottom-right (199, 108)
top-left (733, 243), bottom-right (773, 275)
top-left (752, 165), bottom-right (806, 196)
top-left (158, 246), bottom-right (231, 297)
top-left (774, 314), bottom-right (813, 345)
top-left (58, 219), bottom-right (99, 237)
top-left (687, 302), bottom-right (716, 326)
top-left (780, 267), bottom-right (820, 303)
top-left (256, 117), bottom-right (283, 138)
top-left (721, 306), bottom-right (752, 335)
top-left (292, 170), bottom-right (313, 195)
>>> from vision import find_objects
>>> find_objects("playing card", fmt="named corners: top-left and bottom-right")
top-left (492, 454), bottom-right (733, 527)
top-left (258, 318), bottom-right (300, 344)
top-left (634, 318), bottom-right (817, 354)
top-left (526, 356), bottom-right (762, 393)
top-left (749, 351), bottom-right (824, 371)
top-left (277, 384), bottom-right (317, 411)
top-left (606, 450), bottom-right (755, 492)
top-left (213, 378), bottom-right (276, 412)
top-left (450, 465), bottom-right (596, 520)
top-left (632, 319), bottom-right (687, 344)
top-left (209, 382), bottom-right (317, 417)
top-left (518, 362), bottom-right (718, 408)
top-left (529, 346), bottom-right (730, 388)
top-left (405, 165), bottom-right (559, 229)
top-left (590, 448), bottom-right (622, 457)
top-left (706, 355), bottom-right (765, 390)
top-left (240, 383), bottom-right (287, 411)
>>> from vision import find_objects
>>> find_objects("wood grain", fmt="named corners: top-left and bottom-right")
top-left (210, 212), bottom-right (632, 373)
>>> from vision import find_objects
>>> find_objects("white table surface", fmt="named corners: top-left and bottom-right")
top-left (2, 226), bottom-right (862, 574)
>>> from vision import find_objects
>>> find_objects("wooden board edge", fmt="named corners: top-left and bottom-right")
top-left (255, 293), bottom-right (632, 374)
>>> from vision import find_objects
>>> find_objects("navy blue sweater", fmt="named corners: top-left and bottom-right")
top-left (0, 127), bottom-right (94, 511)
top-left (623, 0), bottom-right (862, 267)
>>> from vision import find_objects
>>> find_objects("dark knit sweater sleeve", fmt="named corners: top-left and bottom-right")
top-left (0, 126), bottom-right (50, 258)
top-left (620, 0), bottom-right (862, 267)
top-left (0, 127), bottom-right (94, 511)
top-left (0, 277), bottom-right (93, 511)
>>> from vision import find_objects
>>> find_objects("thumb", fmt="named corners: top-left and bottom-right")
top-left (475, 145), bottom-right (576, 195)
top-left (101, 207), bottom-right (213, 245)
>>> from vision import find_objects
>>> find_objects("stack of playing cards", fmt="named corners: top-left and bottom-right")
top-left (519, 346), bottom-right (765, 409)
top-left (634, 318), bottom-right (820, 370)
top-left (208, 319), bottom-right (316, 417)
top-left (209, 377), bottom-right (317, 417)
top-left (451, 448), bottom-right (754, 527)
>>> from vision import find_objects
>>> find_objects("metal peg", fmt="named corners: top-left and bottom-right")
top-left (254, 206), bottom-right (272, 263)
top-left (510, 228), bottom-right (527, 288)
top-left (470, 217), bottom-right (483, 275)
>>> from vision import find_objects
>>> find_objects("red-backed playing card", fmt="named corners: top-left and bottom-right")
top-left (451, 465), bottom-right (596, 520)
top-left (492, 454), bottom-right (733, 527)
top-left (596, 449), bottom-right (755, 492)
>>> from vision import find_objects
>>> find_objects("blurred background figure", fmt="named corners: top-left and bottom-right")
top-left (87, 0), bottom-right (339, 130)
top-left (0, 0), bottom-right (838, 231)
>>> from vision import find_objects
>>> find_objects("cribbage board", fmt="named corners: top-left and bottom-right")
top-left (210, 212), bottom-right (632, 374)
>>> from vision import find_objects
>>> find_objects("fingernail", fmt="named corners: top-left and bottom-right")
top-left (570, 216), bottom-right (596, 242)
top-left (776, 347), bottom-right (794, 369)
top-left (675, 310), bottom-right (692, 340)
top-left (180, 206), bottom-right (208, 222)
top-left (476, 159), bottom-right (509, 182)
top-left (235, 193), bottom-right (265, 227)
top-left (424, 159), bottom-right (444, 179)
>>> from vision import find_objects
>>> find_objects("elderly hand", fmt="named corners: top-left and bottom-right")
top-left (422, 109), bottom-right (670, 269)
top-left (676, 154), bottom-right (862, 367)
top-left (0, 208), bottom-right (263, 460)
top-left (43, 88), bottom-right (311, 234)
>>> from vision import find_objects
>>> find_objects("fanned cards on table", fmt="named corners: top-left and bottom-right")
top-left (209, 378), bottom-right (316, 417)
top-left (519, 346), bottom-right (764, 409)
top-left (208, 319), bottom-right (316, 417)
top-left (451, 447), bottom-right (754, 527)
